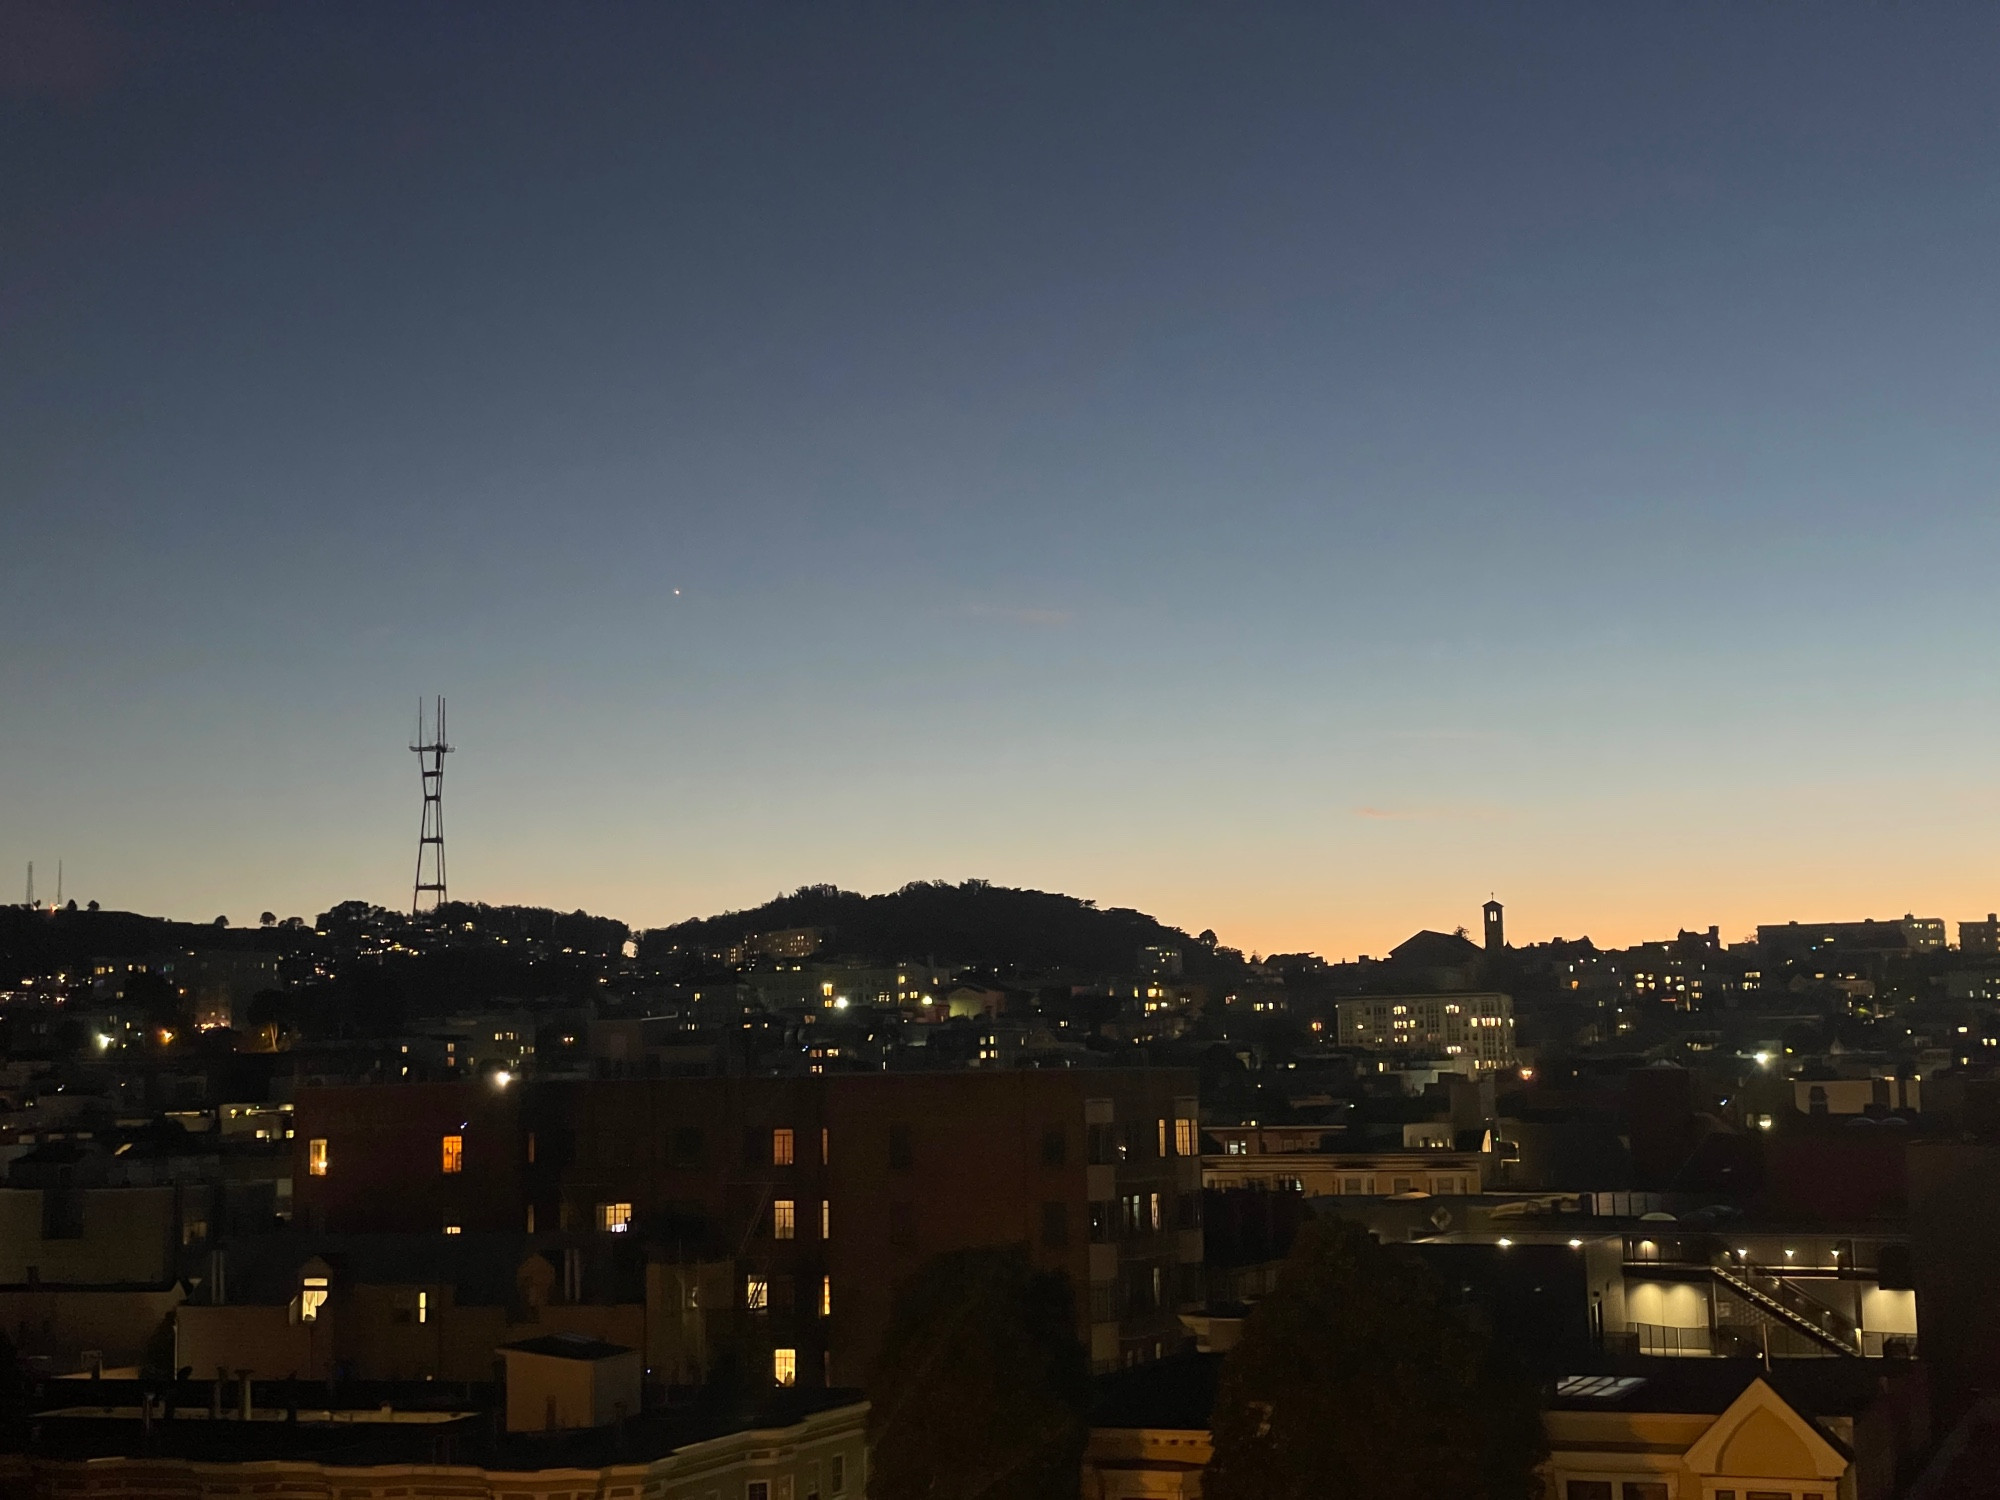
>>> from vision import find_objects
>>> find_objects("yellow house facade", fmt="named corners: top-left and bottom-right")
top-left (1546, 1375), bottom-right (1885, 1500)
top-left (1082, 1355), bottom-right (1919, 1500)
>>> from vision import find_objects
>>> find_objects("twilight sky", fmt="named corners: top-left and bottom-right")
top-left (6, 3), bottom-right (2000, 957)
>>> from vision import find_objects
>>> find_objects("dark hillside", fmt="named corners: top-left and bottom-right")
top-left (639, 880), bottom-right (1237, 977)
top-left (0, 906), bottom-right (284, 980)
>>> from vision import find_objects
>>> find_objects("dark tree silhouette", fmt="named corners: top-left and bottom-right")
top-left (867, 1246), bottom-right (1090, 1500)
top-left (1204, 1218), bottom-right (1545, 1500)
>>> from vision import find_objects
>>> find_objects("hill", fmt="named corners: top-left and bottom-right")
top-left (0, 905), bottom-right (283, 982)
top-left (638, 879), bottom-right (1238, 978)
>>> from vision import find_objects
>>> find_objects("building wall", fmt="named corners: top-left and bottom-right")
top-left (0, 1286), bottom-right (181, 1373)
top-left (1792, 1077), bottom-right (1921, 1116)
top-left (503, 1348), bottom-right (642, 1432)
top-left (1334, 992), bottom-right (1517, 1069)
top-left (1201, 1141), bottom-right (1487, 1197)
top-left (0, 1399), bottom-right (869, 1500)
top-left (1083, 1426), bottom-right (1211, 1500)
top-left (822, 1071), bottom-right (1201, 1380)
top-left (178, 1289), bottom-right (653, 1384)
top-left (1543, 1383), bottom-right (1883, 1500)
top-left (292, 1081), bottom-right (525, 1234)
top-left (0, 1187), bottom-right (178, 1284)
top-left (175, 1303), bottom-right (317, 1381)
top-left (290, 1070), bottom-right (1202, 1386)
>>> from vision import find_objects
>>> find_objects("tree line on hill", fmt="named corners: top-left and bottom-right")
top-left (640, 879), bottom-right (1249, 978)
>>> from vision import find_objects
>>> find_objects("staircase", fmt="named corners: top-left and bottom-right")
top-left (1711, 1258), bottom-right (1861, 1357)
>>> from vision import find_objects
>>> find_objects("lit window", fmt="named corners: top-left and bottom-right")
top-left (746, 1276), bottom-right (769, 1311)
top-left (1174, 1119), bottom-right (1196, 1156)
top-left (597, 1202), bottom-right (633, 1233)
top-left (821, 1200), bottom-right (831, 1239)
top-left (442, 1224), bottom-right (461, 1236)
top-left (1149, 1192), bottom-right (1162, 1232)
top-left (773, 1199), bottom-right (796, 1240)
top-left (308, 1138), bottom-right (329, 1177)
top-left (441, 1134), bottom-right (463, 1174)
top-left (1156, 1119), bottom-right (1168, 1157)
top-left (821, 1127), bottom-right (829, 1164)
top-left (300, 1275), bottom-right (328, 1322)
top-left (773, 1128), bottom-right (795, 1166)
top-left (820, 1275), bottom-right (831, 1316)
top-left (417, 1290), bottom-right (428, 1323)
top-left (772, 1348), bottom-right (796, 1386)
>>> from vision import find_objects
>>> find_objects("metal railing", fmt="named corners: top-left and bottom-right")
top-left (1711, 1257), bottom-right (1860, 1356)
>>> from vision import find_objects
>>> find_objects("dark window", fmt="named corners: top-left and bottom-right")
top-left (1089, 1202), bottom-right (1115, 1243)
top-left (1565, 1485), bottom-right (1612, 1500)
top-left (41, 1191), bottom-right (83, 1240)
top-left (1878, 1242), bottom-right (1914, 1290)
top-left (669, 1126), bottom-right (704, 1166)
top-left (743, 1127), bottom-right (767, 1167)
top-left (1041, 1126), bottom-right (1067, 1167)
top-left (1177, 1191), bottom-right (1201, 1230)
top-left (1620, 1485), bottom-right (1668, 1500)
top-left (1041, 1202), bottom-right (1069, 1249)
top-left (1086, 1124), bottom-right (1116, 1165)
top-left (1088, 1282), bottom-right (1117, 1321)
top-left (888, 1124), bottom-right (913, 1170)
top-left (889, 1201), bottom-right (916, 1249)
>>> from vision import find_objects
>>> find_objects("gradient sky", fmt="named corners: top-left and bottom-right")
top-left (6, 3), bottom-right (2000, 958)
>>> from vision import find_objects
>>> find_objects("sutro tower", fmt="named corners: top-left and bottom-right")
top-left (411, 696), bottom-right (452, 915)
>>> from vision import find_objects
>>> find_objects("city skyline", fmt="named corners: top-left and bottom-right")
top-left (8, 5), bottom-right (2000, 957)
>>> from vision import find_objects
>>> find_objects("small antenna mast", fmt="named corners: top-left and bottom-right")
top-left (411, 696), bottom-right (453, 916)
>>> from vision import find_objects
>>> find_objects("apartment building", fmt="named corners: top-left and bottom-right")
top-left (291, 1069), bottom-right (1201, 1384)
top-left (1334, 992), bottom-right (1517, 1070)
top-left (1201, 1126), bottom-right (1492, 1198)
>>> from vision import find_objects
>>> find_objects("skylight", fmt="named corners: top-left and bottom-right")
top-left (1555, 1375), bottom-right (1647, 1400)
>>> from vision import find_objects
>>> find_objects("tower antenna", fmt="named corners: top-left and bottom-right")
top-left (411, 696), bottom-right (453, 916)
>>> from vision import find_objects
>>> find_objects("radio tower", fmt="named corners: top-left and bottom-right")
top-left (411, 696), bottom-right (452, 916)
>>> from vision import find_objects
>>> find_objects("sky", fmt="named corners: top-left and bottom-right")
top-left (5, 2), bottom-right (2000, 958)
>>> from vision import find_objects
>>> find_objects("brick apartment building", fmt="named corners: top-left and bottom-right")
top-left (293, 1070), bottom-right (1201, 1383)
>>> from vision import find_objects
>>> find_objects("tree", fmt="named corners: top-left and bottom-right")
top-left (1204, 1218), bottom-right (1545, 1500)
top-left (867, 1246), bottom-right (1090, 1500)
